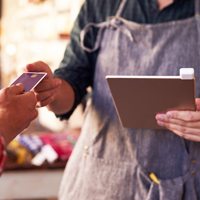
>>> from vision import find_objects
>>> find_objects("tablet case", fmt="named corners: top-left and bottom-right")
top-left (106, 68), bottom-right (196, 129)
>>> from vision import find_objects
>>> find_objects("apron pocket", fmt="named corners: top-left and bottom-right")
top-left (138, 166), bottom-right (199, 200)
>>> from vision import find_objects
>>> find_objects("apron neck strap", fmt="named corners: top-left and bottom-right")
top-left (195, 0), bottom-right (200, 16)
top-left (115, 0), bottom-right (127, 18)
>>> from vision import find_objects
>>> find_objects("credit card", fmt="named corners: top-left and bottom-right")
top-left (11, 72), bottom-right (47, 92)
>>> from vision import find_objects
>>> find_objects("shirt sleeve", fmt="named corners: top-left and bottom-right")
top-left (0, 136), bottom-right (6, 175)
top-left (54, 0), bottom-right (120, 120)
top-left (54, 0), bottom-right (97, 120)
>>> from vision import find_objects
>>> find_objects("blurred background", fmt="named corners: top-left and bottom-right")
top-left (0, 0), bottom-right (85, 199)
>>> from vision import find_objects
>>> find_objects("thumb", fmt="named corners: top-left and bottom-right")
top-left (26, 61), bottom-right (53, 78)
top-left (9, 83), bottom-right (25, 95)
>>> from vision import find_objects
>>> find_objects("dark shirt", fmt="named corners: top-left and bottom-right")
top-left (54, 0), bottom-right (194, 119)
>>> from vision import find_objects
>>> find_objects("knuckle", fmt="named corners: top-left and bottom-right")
top-left (3, 88), bottom-right (10, 95)
top-left (180, 126), bottom-right (187, 134)
top-left (183, 126), bottom-right (193, 135)
top-left (179, 120), bottom-right (187, 127)
top-left (186, 112), bottom-right (194, 121)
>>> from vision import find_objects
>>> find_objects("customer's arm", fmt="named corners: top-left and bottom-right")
top-left (0, 84), bottom-right (38, 145)
top-left (0, 84), bottom-right (38, 174)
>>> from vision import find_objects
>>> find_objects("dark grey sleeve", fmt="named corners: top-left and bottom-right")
top-left (54, 0), bottom-right (97, 120)
top-left (54, 0), bottom-right (120, 120)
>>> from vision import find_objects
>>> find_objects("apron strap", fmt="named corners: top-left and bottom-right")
top-left (195, 0), bottom-right (200, 16)
top-left (80, 22), bottom-right (108, 53)
top-left (80, 18), bottom-right (135, 53)
top-left (115, 0), bottom-right (128, 18)
top-left (80, 0), bottom-right (132, 53)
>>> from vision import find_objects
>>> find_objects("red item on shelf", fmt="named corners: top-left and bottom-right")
top-left (39, 132), bottom-right (78, 161)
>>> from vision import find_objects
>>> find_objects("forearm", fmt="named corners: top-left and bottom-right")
top-left (47, 79), bottom-right (75, 115)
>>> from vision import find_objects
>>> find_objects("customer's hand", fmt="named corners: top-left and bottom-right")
top-left (26, 61), bottom-right (62, 107)
top-left (156, 98), bottom-right (200, 142)
top-left (0, 84), bottom-right (38, 144)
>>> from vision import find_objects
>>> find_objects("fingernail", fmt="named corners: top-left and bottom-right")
top-left (155, 114), bottom-right (166, 120)
top-left (16, 83), bottom-right (23, 86)
top-left (166, 112), bottom-right (173, 118)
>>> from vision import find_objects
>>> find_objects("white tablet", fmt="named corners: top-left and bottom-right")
top-left (106, 68), bottom-right (196, 129)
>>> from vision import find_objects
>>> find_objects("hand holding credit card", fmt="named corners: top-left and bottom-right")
top-left (11, 72), bottom-right (47, 92)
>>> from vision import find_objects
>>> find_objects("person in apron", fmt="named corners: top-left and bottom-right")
top-left (27, 0), bottom-right (200, 199)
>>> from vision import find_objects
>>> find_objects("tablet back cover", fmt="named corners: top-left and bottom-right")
top-left (106, 76), bottom-right (196, 129)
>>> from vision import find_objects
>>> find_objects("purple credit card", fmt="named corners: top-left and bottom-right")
top-left (11, 72), bottom-right (47, 92)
